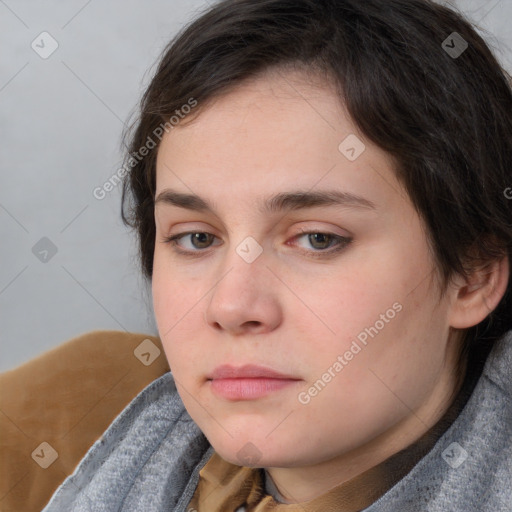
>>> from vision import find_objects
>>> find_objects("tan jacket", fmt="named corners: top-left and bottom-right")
top-left (0, 330), bottom-right (169, 512)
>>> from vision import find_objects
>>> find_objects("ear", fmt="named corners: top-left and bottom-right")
top-left (448, 254), bottom-right (510, 329)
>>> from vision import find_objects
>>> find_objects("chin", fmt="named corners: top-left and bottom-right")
top-left (207, 432), bottom-right (303, 468)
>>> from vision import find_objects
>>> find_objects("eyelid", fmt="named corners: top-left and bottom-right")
top-left (289, 229), bottom-right (352, 257)
top-left (161, 227), bottom-right (352, 258)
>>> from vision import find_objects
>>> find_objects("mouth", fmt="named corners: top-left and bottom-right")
top-left (207, 364), bottom-right (302, 401)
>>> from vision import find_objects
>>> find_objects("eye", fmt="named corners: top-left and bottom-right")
top-left (160, 229), bottom-right (352, 258)
top-left (162, 232), bottom-right (219, 253)
top-left (293, 230), bottom-right (349, 251)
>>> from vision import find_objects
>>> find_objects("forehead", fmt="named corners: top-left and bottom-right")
top-left (154, 70), bottom-right (406, 216)
top-left (161, 68), bottom-right (347, 147)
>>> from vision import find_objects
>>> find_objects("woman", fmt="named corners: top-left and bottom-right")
top-left (43, 0), bottom-right (512, 510)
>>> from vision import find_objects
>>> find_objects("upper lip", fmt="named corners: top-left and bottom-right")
top-left (208, 364), bottom-right (300, 380)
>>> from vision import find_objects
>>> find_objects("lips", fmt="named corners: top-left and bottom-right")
top-left (207, 364), bottom-right (302, 400)
top-left (208, 364), bottom-right (299, 380)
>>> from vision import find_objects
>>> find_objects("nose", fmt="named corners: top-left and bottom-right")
top-left (204, 246), bottom-right (283, 336)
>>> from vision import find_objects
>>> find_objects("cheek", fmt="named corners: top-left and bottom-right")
top-left (293, 249), bottom-right (445, 405)
top-left (315, 282), bottom-right (446, 409)
top-left (313, 260), bottom-right (444, 381)
top-left (151, 260), bottom-right (205, 376)
top-left (292, 308), bottom-right (447, 454)
top-left (287, 254), bottom-right (409, 365)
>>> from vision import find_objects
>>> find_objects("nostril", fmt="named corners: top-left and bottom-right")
top-left (244, 321), bottom-right (261, 328)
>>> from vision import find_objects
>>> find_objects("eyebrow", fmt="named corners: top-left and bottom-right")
top-left (154, 188), bottom-right (377, 215)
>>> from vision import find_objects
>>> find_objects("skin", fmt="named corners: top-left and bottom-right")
top-left (151, 68), bottom-right (509, 503)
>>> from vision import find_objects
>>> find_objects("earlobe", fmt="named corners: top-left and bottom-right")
top-left (449, 255), bottom-right (510, 329)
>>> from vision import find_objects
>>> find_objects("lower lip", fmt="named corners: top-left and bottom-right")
top-left (209, 378), bottom-right (299, 400)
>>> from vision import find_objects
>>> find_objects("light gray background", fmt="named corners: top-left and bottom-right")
top-left (1, 0), bottom-right (511, 372)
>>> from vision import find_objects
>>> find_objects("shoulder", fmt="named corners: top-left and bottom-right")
top-left (368, 330), bottom-right (512, 511)
top-left (40, 345), bottom-right (209, 511)
top-left (0, 330), bottom-right (170, 512)
top-left (482, 329), bottom-right (512, 399)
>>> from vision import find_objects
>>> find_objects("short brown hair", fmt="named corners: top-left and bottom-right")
top-left (121, 0), bottom-right (512, 379)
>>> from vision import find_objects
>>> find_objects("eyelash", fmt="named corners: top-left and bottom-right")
top-left (160, 229), bottom-right (352, 259)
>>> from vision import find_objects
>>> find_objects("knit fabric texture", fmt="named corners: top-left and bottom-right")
top-left (41, 330), bottom-right (512, 511)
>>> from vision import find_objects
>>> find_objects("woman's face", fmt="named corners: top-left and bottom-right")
top-left (152, 69), bottom-right (461, 475)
